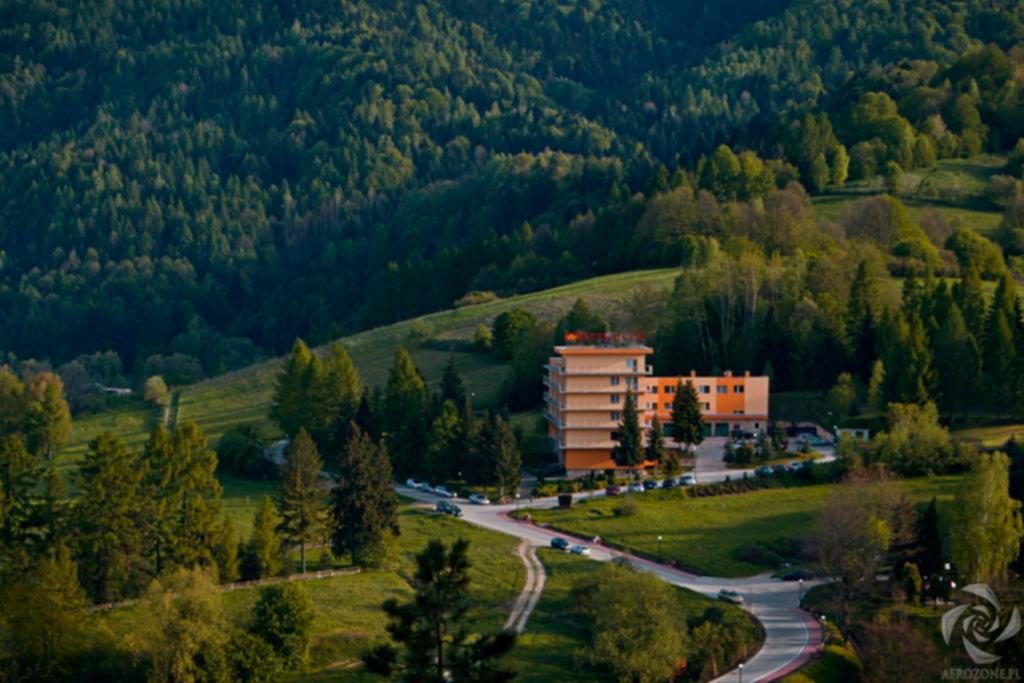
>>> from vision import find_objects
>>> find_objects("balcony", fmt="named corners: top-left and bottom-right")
top-left (557, 365), bottom-right (654, 376)
top-left (563, 420), bottom-right (619, 429)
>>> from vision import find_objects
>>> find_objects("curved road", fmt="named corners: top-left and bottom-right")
top-left (403, 445), bottom-right (834, 682)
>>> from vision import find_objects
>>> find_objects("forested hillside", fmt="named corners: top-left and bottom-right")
top-left (2, 0), bottom-right (1023, 375)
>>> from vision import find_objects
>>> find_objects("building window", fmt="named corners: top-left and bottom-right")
top-left (665, 385), bottom-right (675, 394)
top-left (663, 402), bottom-right (671, 410)
top-left (700, 385), bottom-right (710, 394)
top-left (611, 395), bottom-right (620, 405)
top-left (627, 359), bottom-right (638, 370)
top-left (627, 377), bottom-right (638, 388)
top-left (610, 376), bottom-right (620, 386)
top-left (733, 410), bottom-right (744, 415)
top-left (611, 411), bottom-right (620, 421)
top-left (734, 385), bottom-right (745, 394)
top-left (703, 402), bottom-right (710, 411)
top-left (716, 386), bottom-right (727, 394)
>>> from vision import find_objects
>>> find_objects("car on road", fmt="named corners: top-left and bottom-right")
top-left (680, 474), bottom-right (697, 486)
top-left (782, 569), bottom-right (815, 581)
top-left (570, 545), bottom-right (591, 556)
top-left (642, 479), bottom-right (659, 491)
top-left (718, 589), bottom-right (744, 605)
top-left (628, 482), bottom-right (644, 493)
top-left (435, 500), bottom-right (452, 514)
top-left (468, 493), bottom-right (490, 505)
top-left (450, 504), bottom-right (464, 518)
top-left (550, 537), bottom-right (570, 551)
top-left (434, 485), bottom-right (457, 498)
top-left (755, 466), bottom-right (773, 477)
top-left (661, 478), bottom-right (679, 489)
top-left (406, 478), bottom-right (421, 489)
top-left (420, 483), bottom-right (435, 493)
top-left (788, 461), bottom-right (803, 471)
top-left (605, 485), bottom-right (623, 496)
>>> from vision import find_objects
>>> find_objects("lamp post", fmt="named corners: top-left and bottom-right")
top-left (515, 492), bottom-right (521, 511)
top-left (738, 662), bottom-right (744, 683)
top-left (799, 578), bottom-right (804, 603)
top-left (657, 535), bottom-right (663, 561)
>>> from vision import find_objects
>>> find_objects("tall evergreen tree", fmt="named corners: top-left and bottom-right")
top-left (279, 428), bottom-right (328, 574)
top-left (76, 431), bottom-right (147, 602)
top-left (270, 339), bottom-right (315, 438)
top-left (646, 415), bottom-right (666, 467)
top-left (0, 434), bottom-right (43, 567)
top-left (612, 390), bottom-right (644, 473)
top-left (214, 517), bottom-right (240, 583)
top-left (955, 263), bottom-right (987, 337)
top-left (331, 425), bottom-right (399, 566)
top-left (425, 401), bottom-right (461, 483)
top-left (982, 309), bottom-right (1016, 417)
top-left (933, 302), bottom-right (980, 419)
top-left (363, 539), bottom-right (516, 682)
top-left (916, 497), bottom-right (943, 576)
top-left (483, 414), bottom-right (522, 500)
top-left (242, 496), bottom-right (283, 580)
top-left (314, 342), bottom-right (362, 452)
top-left (169, 422), bottom-right (224, 570)
top-left (845, 260), bottom-right (878, 378)
top-left (24, 373), bottom-right (72, 460)
top-left (439, 354), bottom-right (466, 406)
top-left (671, 380), bottom-right (705, 451)
top-left (384, 348), bottom-right (428, 478)
top-left (140, 424), bottom-right (177, 576)
top-left (353, 386), bottom-right (380, 441)
top-left (453, 399), bottom-right (481, 484)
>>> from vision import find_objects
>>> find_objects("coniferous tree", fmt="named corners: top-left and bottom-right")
top-left (271, 339), bottom-right (314, 438)
top-left (242, 496), bottom-right (283, 580)
top-left (612, 390), bottom-right (644, 473)
top-left (425, 400), bottom-right (461, 482)
top-left (169, 422), bottom-right (224, 570)
top-left (485, 414), bottom-right (522, 500)
top-left (76, 431), bottom-right (147, 602)
top-left (0, 434), bottom-right (43, 566)
top-left (955, 263), bottom-right (988, 336)
top-left (671, 380), bottom-right (705, 451)
top-left (982, 309), bottom-right (1016, 417)
top-left (384, 348), bottom-right (428, 478)
top-left (439, 354), bottom-right (466, 406)
top-left (278, 428), bottom-right (328, 573)
top-left (453, 399), bottom-right (481, 483)
top-left (933, 302), bottom-right (980, 420)
top-left (331, 425), bottom-right (399, 567)
top-left (646, 415), bottom-right (666, 468)
top-left (845, 260), bottom-right (878, 378)
top-left (363, 539), bottom-right (516, 682)
top-left (916, 497), bottom-right (943, 576)
top-left (353, 386), bottom-right (380, 441)
top-left (215, 517), bottom-right (240, 583)
top-left (24, 373), bottom-right (72, 460)
top-left (38, 466), bottom-right (68, 550)
top-left (251, 583), bottom-right (315, 668)
top-left (140, 424), bottom-right (177, 576)
top-left (315, 342), bottom-right (362, 452)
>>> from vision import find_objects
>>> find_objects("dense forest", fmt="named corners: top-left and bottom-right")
top-left (2, 0), bottom-right (1024, 380)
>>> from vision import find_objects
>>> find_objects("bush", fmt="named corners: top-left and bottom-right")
top-left (612, 500), bottom-right (638, 517)
top-left (455, 291), bottom-right (499, 307)
top-left (250, 584), bottom-right (314, 668)
top-left (217, 424), bottom-right (276, 479)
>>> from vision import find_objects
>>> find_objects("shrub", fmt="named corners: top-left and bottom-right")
top-left (455, 290), bottom-right (499, 307)
top-left (612, 500), bottom-right (638, 517)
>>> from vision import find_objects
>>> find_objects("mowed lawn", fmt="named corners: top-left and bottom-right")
top-left (94, 506), bottom-right (524, 681)
top-left (528, 476), bottom-right (963, 577)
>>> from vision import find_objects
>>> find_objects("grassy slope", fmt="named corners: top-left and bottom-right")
top-left (528, 476), bottom-right (962, 577)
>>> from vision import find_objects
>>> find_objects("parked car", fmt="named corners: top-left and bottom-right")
top-left (406, 478), bottom-right (421, 489)
top-left (450, 504), bottom-right (464, 518)
top-left (782, 569), bottom-right (815, 581)
top-left (434, 485), bottom-right (457, 498)
top-left (772, 464), bottom-right (787, 474)
top-left (420, 483), bottom-right (435, 493)
top-left (628, 482), bottom-right (644, 493)
top-left (718, 589), bottom-right (744, 605)
top-left (755, 466), bottom-right (773, 477)
top-left (661, 478), bottom-right (679, 489)
top-left (605, 485), bottom-right (623, 496)
top-left (788, 461), bottom-right (803, 471)
top-left (642, 479), bottom-right (659, 491)
top-left (680, 474), bottom-right (697, 486)
top-left (570, 545), bottom-right (591, 556)
top-left (468, 493), bottom-right (490, 505)
top-left (435, 500), bottom-right (452, 514)
top-left (550, 537), bottom-right (571, 551)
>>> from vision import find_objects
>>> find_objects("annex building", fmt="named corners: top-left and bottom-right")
top-left (543, 332), bottom-right (769, 472)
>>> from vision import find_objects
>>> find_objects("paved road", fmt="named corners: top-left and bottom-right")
top-left (404, 485), bottom-right (827, 682)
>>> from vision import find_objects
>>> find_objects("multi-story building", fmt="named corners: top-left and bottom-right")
top-left (543, 333), bottom-right (769, 473)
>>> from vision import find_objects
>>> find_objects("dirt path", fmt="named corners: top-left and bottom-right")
top-left (504, 541), bottom-right (546, 634)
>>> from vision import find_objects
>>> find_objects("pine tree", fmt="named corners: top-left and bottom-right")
top-left (646, 415), bottom-right (665, 468)
top-left (278, 428), bottom-right (328, 573)
top-left (242, 496), bottom-right (283, 580)
top-left (141, 424), bottom-right (178, 576)
top-left (363, 539), bottom-right (516, 681)
top-left (425, 400), bottom-right (461, 482)
top-left (933, 303), bottom-right (980, 420)
top-left (215, 517), bottom-right (240, 582)
top-left (671, 380), bottom-right (705, 451)
top-left (0, 434), bottom-right (43, 563)
top-left (454, 399), bottom-right (481, 484)
top-left (612, 390), bottom-right (644, 473)
top-left (982, 309), bottom-right (1016, 417)
top-left (354, 386), bottom-right (379, 440)
top-left (24, 372), bottom-right (71, 459)
top-left (439, 354), bottom-right (466, 405)
top-left (845, 260), bottom-right (878, 378)
top-left (76, 431), bottom-right (146, 602)
top-left (485, 414), bottom-right (521, 500)
top-left (314, 342), bottom-right (362, 452)
top-left (270, 338), bottom-right (314, 438)
top-left (169, 422), bottom-right (223, 569)
top-left (917, 497), bottom-right (943, 576)
top-left (331, 425), bottom-right (400, 566)
top-left (955, 263), bottom-right (987, 337)
top-left (384, 348), bottom-right (428, 478)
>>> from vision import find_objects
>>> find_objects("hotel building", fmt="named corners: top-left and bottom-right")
top-left (543, 333), bottom-right (769, 472)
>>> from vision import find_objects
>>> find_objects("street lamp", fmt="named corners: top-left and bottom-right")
top-left (737, 662), bottom-right (744, 683)
top-left (799, 578), bottom-right (804, 602)
top-left (657, 535), bottom-right (663, 560)
top-left (515, 492), bottom-right (521, 511)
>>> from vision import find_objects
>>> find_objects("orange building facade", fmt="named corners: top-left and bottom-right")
top-left (543, 335), bottom-right (769, 472)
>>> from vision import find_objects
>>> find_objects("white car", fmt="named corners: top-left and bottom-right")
top-left (680, 475), bottom-right (697, 486)
top-left (468, 493), bottom-right (491, 505)
top-left (419, 483), bottom-right (435, 494)
top-left (628, 482), bottom-right (644, 493)
top-left (434, 485), bottom-right (457, 499)
top-left (405, 478), bottom-right (421, 489)
top-left (570, 545), bottom-right (591, 556)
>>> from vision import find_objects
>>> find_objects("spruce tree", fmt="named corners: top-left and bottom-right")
top-left (440, 354), bottom-right (466, 405)
top-left (612, 390), bottom-right (644, 473)
top-left (982, 309), bottom-right (1016, 417)
top-left (24, 372), bottom-right (72, 459)
top-left (0, 434), bottom-right (43, 563)
top-left (215, 517), bottom-right (240, 582)
top-left (955, 263), bottom-right (987, 337)
top-left (426, 400), bottom-right (461, 482)
top-left (315, 342), bottom-right (362, 452)
top-left (384, 348), bottom-right (428, 478)
top-left (169, 422), bottom-right (223, 569)
top-left (270, 339), bottom-right (314, 438)
top-left (671, 380), bottom-right (705, 451)
top-left (141, 424), bottom-right (177, 575)
top-left (845, 260), bottom-right (878, 378)
top-left (353, 385), bottom-right (379, 440)
top-left (487, 414), bottom-right (522, 500)
top-left (917, 497), bottom-right (943, 576)
top-left (646, 415), bottom-right (666, 468)
top-left (76, 431), bottom-right (146, 602)
top-left (278, 428), bottom-right (328, 573)
top-left (363, 539), bottom-right (516, 681)
top-left (933, 303), bottom-right (980, 419)
top-left (454, 399), bottom-right (481, 484)
top-left (331, 425), bottom-right (400, 567)
top-left (242, 496), bottom-right (283, 580)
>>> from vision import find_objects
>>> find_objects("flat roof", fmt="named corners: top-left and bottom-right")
top-left (554, 345), bottom-right (653, 354)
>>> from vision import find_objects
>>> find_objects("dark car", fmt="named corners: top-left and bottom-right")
top-left (642, 479), bottom-right (659, 491)
top-left (782, 569), bottom-right (815, 581)
top-left (435, 500), bottom-right (452, 514)
top-left (772, 464), bottom-right (788, 474)
top-left (661, 478), bottom-right (679, 489)
top-left (450, 504), bottom-right (464, 519)
top-left (550, 537), bottom-right (570, 551)
top-left (605, 485), bottom-right (623, 496)
top-left (755, 466), bottom-right (773, 477)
